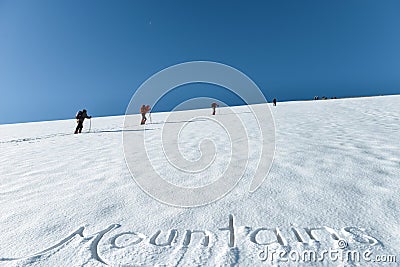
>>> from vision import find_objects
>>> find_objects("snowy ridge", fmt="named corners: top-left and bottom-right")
top-left (0, 95), bottom-right (399, 266)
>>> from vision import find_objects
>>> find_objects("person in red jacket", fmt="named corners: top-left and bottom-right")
top-left (211, 102), bottom-right (219, 115)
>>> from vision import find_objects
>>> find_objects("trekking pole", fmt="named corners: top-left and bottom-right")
top-left (88, 118), bottom-right (92, 133)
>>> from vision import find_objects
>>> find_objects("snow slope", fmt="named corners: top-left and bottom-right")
top-left (0, 95), bottom-right (399, 266)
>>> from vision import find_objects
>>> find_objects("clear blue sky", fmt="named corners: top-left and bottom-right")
top-left (0, 0), bottom-right (399, 124)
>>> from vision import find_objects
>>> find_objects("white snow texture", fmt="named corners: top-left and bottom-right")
top-left (0, 95), bottom-right (399, 266)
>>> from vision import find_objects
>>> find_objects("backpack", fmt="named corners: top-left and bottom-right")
top-left (76, 111), bottom-right (83, 120)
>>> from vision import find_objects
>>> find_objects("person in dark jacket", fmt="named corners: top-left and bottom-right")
top-left (74, 109), bottom-right (91, 134)
top-left (272, 98), bottom-right (277, 106)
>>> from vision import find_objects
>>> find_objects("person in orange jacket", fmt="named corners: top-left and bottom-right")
top-left (140, 105), bottom-right (151, 125)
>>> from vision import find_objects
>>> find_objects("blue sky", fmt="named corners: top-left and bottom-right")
top-left (0, 0), bottom-right (399, 124)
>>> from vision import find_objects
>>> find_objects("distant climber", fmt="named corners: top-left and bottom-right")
top-left (75, 109), bottom-right (91, 134)
top-left (272, 98), bottom-right (277, 106)
top-left (140, 105), bottom-right (151, 125)
top-left (211, 102), bottom-right (219, 115)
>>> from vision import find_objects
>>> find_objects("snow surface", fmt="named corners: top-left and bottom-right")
top-left (0, 95), bottom-right (399, 266)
